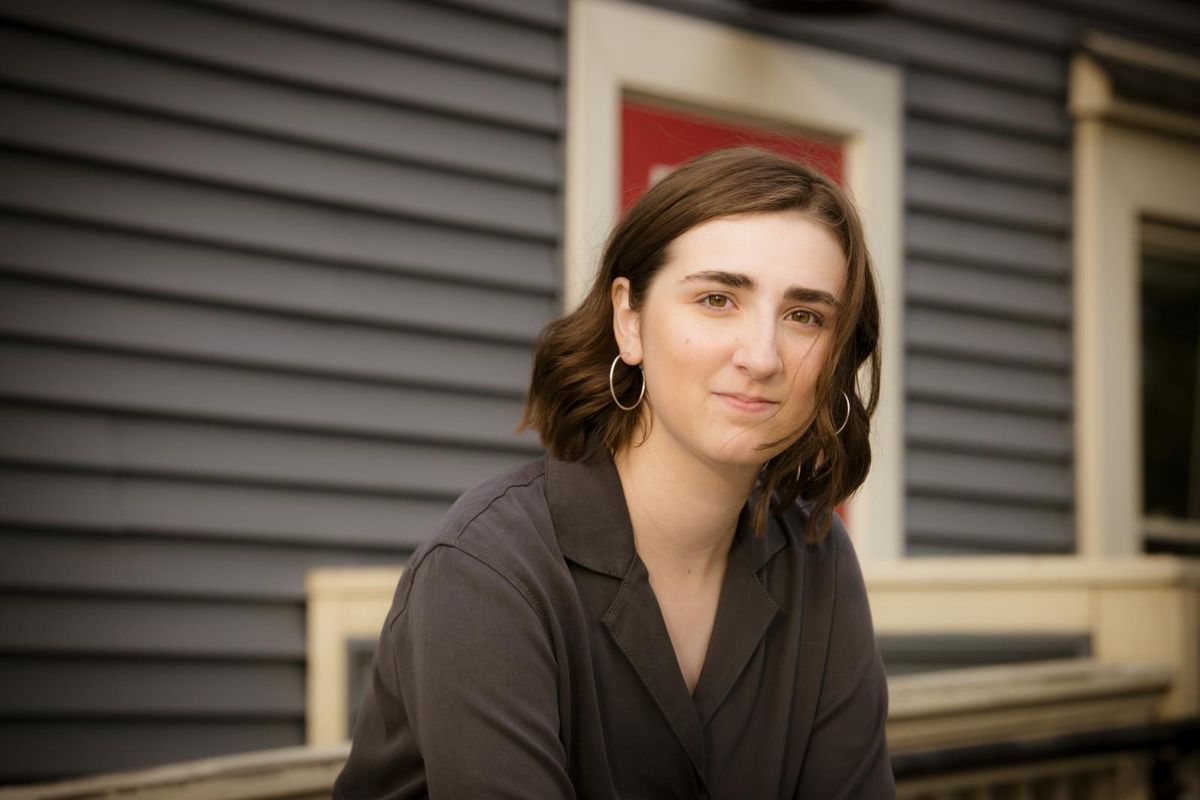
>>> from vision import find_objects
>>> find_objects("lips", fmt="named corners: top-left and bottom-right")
top-left (714, 392), bottom-right (779, 413)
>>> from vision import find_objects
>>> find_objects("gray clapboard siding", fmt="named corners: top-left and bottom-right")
top-left (0, 529), bottom-right (399, 602)
top-left (0, 469), bottom-right (451, 551)
top-left (0, 596), bottom-right (304, 658)
top-left (0, 90), bottom-right (556, 239)
top-left (906, 118), bottom-right (1070, 187)
top-left (891, 0), bottom-right (1075, 49)
top-left (188, 0), bottom-right (562, 80)
top-left (1046, 0), bottom-right (1200, 47)
top-left (0, 276), bottom-right (536, 393)
top-left (436, 0), bottom-right (564, 28)
top-left (0, 215), bottom-right (555, 343)
top-left (907, 70), bottom-right (1068, 140)
top-left (906, 166), bottom-right (1070, 233)
top-left (0, 657), bottom-right (303, 715)
top-left (908, 402), bottom-right (1070, 461)
top-left (908, 450), bottom-right (1073, 506)
top-left (0, 721), bottom-right (300, 784)
top-left (0, 342), bottom-right (533, 449)
top-left (0, 0), bottom-right (562, 780)
top-left (651, 0), bottom-right (1064, 93)
top-left (907, 307), bottom-right (1071, 369)
top-left (907, 260), bottom-right (1070, 324)
top-left (908, 496), bottom-right (1074, 553)
top-left (907, 213), bottom-right (1068, 277)
top-left (0, 405), bottom-right (534, 499)
top-left (0, 0), bottom-right (559, 131)
top-left (1, 152), bottom-right (558, 292)
top-left (907, 354), bottom-right (1071, 415)
top-left (0, 26), bottom-right (560, 187)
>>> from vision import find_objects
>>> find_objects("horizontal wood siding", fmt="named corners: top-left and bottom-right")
top-left (0, 0), bottom-right (560, 781)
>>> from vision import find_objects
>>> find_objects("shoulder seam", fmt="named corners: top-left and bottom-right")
top-left (452, 466), bottom-right (551, 630)
top-left (451, 465), bottom-right (546, 546)
top-left (390, 466), bottom-right (552, 633)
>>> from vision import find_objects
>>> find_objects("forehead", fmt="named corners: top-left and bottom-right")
top-left (660, 211), bottom-right (847, 293)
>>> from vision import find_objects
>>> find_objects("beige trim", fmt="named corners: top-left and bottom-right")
top-left (887, 659), bottom-right (1170, 753)
top-left (306, 567), bottom-right (405, 745)
top-left (566, 0), bottom-right (905, 560)
top-left (865, 555), bottom-right (1200, 717)
top-left (1070, 52), bottom-right (1200, 557)
top-left (1083, 30), bottom-right (1200, 82)
top-left (0, 744), bottom-right (350, 800)
top-left (1071, 52), bottom-right (1200, 140)
top-left (896, 753), bottom-right (1151, 800)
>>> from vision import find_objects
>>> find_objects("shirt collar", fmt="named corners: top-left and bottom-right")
top-left (544, 440), bottom-right (790, 577)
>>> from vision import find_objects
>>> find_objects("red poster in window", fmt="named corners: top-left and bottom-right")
top-left (620, 98), bottom-right (844, 213)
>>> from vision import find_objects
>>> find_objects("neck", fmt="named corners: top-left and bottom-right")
top-left (612, 430), bottom-right (758, 583)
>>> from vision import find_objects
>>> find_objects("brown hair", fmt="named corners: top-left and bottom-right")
top-left (520, 146), bottom-right (880, 543)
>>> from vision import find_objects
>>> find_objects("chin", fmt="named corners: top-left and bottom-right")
top-left (703, 436), bottom-right (783, 470)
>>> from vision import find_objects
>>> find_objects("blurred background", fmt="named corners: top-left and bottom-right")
top-left (0, 0), bottom-right (1198, 796)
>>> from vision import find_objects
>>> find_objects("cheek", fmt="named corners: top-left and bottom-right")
top-left (783, 341), bottom-right (829, 403)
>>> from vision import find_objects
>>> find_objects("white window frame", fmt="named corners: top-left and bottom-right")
top-left (1070, 33), bottom-right (1200, 556)
top-left (565, 0), bottom-right (904, 560)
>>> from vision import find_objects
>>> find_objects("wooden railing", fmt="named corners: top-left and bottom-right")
top-left (0, 745), bottom-right (349, 800)
top-left (3, 555), bottom-right (1197, 798)
top-left (2, 659), bottom-right (1195, 799)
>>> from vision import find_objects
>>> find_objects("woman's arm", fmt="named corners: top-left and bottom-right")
top-left (334, 544), bottom-right (575, 799)
top-left (795, 524), bottom-right (895, 799)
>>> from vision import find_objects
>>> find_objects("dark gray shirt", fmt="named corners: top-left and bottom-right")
top-left (334, 445), bottom-right (894, 799)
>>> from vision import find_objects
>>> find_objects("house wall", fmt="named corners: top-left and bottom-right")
top-left (0, 0), bottom-right (1198, 783)
top-left (0, 0), bottom-right (562, 781)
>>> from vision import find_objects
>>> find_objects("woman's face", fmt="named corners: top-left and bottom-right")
top-left (612, 210), bottom-right (846, 472)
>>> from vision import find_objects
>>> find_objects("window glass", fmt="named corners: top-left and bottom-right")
top-left (1141, 246), bottom-right (1200, 523)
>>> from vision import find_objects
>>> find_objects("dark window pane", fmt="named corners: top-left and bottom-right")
top-left (1141, 253), bottom-right (1200, 520)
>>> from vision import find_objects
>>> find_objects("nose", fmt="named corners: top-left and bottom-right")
top-left (731, 316), bottom-right (783, 380)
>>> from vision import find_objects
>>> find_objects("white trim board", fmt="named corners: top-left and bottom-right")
top-left (1071, 52), bottom-right (1200, 556)
top-left (566, 0), bottom-right (905, 560)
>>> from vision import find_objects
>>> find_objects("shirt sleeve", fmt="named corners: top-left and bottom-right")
top-left (795, 524), bottom-right (896, 799)
top-left (334, 544), bottom-right (575, 800)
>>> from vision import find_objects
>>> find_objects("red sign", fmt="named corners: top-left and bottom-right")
top-left (620, 97), bottom-right (844, 212)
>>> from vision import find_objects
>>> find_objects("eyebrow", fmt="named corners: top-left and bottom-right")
top-left (680, 270), bottom-right (839, 307)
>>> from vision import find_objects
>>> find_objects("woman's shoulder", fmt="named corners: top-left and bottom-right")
top-left (435, 455), bottom-right (549, 543)
top-left (398, 454), bottom-right (567, 617)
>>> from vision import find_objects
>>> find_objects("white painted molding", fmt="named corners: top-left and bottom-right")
top-left (566, 0), bottom-right (905, 560)
top-left (306, 567), bottom-right (405, 745)
top-left (1070, 52), bottom-right (1200, 557)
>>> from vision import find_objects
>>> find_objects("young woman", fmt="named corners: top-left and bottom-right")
top-left (335, 147), bottom-right (893, 799)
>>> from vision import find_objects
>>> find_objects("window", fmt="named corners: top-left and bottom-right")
top-left (1141, 221), bottom-right (1200, 551)
top-left (1070, 33), bottom-right (1200, 556)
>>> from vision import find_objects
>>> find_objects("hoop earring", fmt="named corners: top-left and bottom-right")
top-left (796, 390), bottom-right (852, 481)
top-left (609, 355), bottom-right (645, 411)
top-left (834, 389), bottom-right (851, 436)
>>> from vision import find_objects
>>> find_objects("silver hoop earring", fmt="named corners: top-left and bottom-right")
top-left (834, 389), bottom-right (851, 436)
top-left (796, 390), bottom-right (851, 481)
top-left (608, 354), bottom-right (645, 411)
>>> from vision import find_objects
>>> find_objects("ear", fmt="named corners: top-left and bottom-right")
top-left (610, 277), bottom-right (643, 366)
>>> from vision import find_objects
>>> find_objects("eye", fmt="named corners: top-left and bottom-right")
top-left (787, 308), bottom-right (823, 326)
top-left (701, 293), bottom-right (732, 309)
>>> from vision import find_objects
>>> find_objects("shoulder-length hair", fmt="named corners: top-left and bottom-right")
top-left (521, 146), bottom-right (881, 543)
